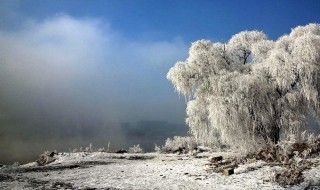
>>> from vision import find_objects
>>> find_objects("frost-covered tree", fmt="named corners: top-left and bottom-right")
top-left (167, 24), bottom-right (320, 151)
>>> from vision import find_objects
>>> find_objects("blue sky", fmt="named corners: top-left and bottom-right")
top-left (0, 0), bottom-right (320, 163)
top-left (2, 0), bottom-right (320, 41)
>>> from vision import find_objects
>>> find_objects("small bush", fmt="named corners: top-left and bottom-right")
top-left (275, 167), bottom-right (304, 187)
top-left (85, 143), bottom-right (94, 152)
top-left (162, 136), bottom-right (197, 154)
top-left (154, 144), bottom-right (161, 153)
top-left (128, 144), bottom-right (144, 153)
top-left (254, 135), bottom-right (320, 186)
top-left (97, 147), bottom-right (105, 152)
top-left (256, 135), bottom-right (320, 163)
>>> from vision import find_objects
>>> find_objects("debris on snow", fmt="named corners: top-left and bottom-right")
top-left (223, 168), bottom-right (234, 176)
top-left (36, 151), bottom-right (57, 166)
top-left (115, 149), bottom-right (128, 154)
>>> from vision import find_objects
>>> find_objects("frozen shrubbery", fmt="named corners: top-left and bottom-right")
top-left (154, 144), bottom-right (162, 153)
top-left (85, 143), bottom-right (94, 152)
top-left (69, 143), bottom-right (108, 153)
top-left (255, 133), bottom-right (320, 163)
top-left (128, 144), bottom-right (144, 153)
top-left (162, 136), bottom-right (197, 154)
top-left (253, 134), bottom-right (320, 186)
top-left (206, 133), bottom-right (320, 187)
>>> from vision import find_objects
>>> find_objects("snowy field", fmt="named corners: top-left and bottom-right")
top-left (1, 152), bottom-right (319, 190)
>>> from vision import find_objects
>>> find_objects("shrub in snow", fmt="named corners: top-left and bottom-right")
top-left (154, 144), bottom-right (162, 153)
top-left (252, 135), bottom-right (320, 186)
top-left (167, 23), bottom-right (320, 151)
top-left (128, 144), bottom-right (144, 153)
top-left (106, 141), bottom-right (110, 152)
top-left (255, 135), bottom-right (320, 163)
top-left (85, 143), bottom-right (94, 152)
top-left (162, 136), bottom-right (197, 153)
top-left (275, 166), bottom-right (304, 187)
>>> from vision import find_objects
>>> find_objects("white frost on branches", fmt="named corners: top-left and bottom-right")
top-left (167, 23), bottom-right (320, 151)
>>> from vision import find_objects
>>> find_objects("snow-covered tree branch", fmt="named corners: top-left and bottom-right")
top-left (167, 23), bottom-right (320, 151)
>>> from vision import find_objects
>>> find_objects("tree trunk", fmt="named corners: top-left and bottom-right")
top-left (271, 125), bottom-right (280, 144)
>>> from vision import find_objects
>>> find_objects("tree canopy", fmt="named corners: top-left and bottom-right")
top-left (167, 24), bottom-right (320, 151)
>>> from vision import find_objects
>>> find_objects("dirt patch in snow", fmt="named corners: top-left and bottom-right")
top-left (0, 173), bottom-right (14, 182)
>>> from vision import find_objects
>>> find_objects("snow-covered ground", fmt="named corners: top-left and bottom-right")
top-left (1, 152), bottom-right (319, 190)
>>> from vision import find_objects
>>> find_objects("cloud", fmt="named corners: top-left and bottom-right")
top-left (0, 14), bottom-right (188, 164)
top-left (0, 14), bottom-right (188, 120)
top-left (0, 15), bottom-right (113, 120)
